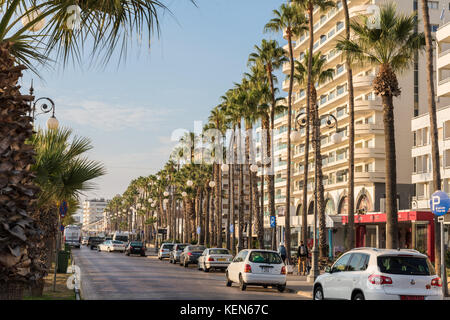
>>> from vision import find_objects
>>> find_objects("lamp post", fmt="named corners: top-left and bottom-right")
top-left (29, 82), bottom-right (59, 129)
top-left (291, 109), bottom-right (341, 283)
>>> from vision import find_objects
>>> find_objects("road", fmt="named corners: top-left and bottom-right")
top-left (72, 246), bottom-right (307, 300)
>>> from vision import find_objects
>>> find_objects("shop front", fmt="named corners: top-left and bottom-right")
top-left (341, 211), bottom-right (436, 261)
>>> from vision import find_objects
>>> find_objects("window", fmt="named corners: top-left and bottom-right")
top-left (336, 21), bottom-right (344, 31)
top-left (249, 251), bottom-right (282, 264)
top-left (430, 24), bottom-right (439, 32)
top-left (428, 1), bottom-right (439, 9)
top-left (377, 256), bottom-right (435, 275)
top-left (331, 253), bottom-right (352, 272)
top-left (347, 253), bottom-right (370, 271)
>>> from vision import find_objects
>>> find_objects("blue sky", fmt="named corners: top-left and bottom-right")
top-left (23, 0), bottom-right (286, 200)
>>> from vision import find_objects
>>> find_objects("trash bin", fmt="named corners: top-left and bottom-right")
top-left (64, 244), bottom-right (72, 253)
top-left (57, 250), bottom-right (70, 273)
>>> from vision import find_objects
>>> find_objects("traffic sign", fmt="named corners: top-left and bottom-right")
top-left (59, 200), bottom-right (68, 218)
top-left (270, 216), bottom-right (276, 228)
top-left (196, 226), bottom-right (201, 235)
top-left (430, 191), bottom-right (450, 216)
top-left (60, 225), bottom-right (65, 232)
top-left (230, 224), bottom-right (234, 233)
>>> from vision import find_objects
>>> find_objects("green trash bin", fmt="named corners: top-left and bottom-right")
top-left (57, 250), bottom-right (70, 273)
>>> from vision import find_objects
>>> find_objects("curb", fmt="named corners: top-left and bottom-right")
top-left (296, 291), bottom-right (313, 299)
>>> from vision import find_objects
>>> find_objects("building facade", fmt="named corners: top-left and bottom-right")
top-left (272, 0), bottom-right (450, 257)
top-left (82, 198), bottom-right (109, 234)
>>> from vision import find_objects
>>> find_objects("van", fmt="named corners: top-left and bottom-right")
top-left (64, 225), bottom-right (81, 248)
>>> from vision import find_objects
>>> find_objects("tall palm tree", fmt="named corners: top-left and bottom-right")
top-left (336, 3), bottom-right (425, 249)
top-left (265, 1), bottom-right (307, 263)
top-left (341, 0), bottom-right (356, 251)
top-left (248, 39), bottom-right (288, 250)
top-left (292, 0), bottom-right (335, 255)
top-left (420, 0), bottom-right (445, 287)
top-left (292, 51), bottom-right (333, 258)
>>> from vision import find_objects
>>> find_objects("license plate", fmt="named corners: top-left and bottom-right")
top-left (262, 267), bottom-right (270, 273)
top-left (400, 295), bottom-right (424, 300)
top-left (218, 258), bottom-right (226, 262)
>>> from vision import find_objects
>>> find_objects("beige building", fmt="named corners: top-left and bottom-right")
top-left (273, 0), bottom-right (450, 255)
top-left (82, 198), bottom-right (109, 234)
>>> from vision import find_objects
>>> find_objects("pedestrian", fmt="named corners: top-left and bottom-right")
top-left (297, 241), bottom-right (308, 276)
top-left (278, 242), bottom-right (287, 264)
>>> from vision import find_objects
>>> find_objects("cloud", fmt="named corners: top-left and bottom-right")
top-left (54, 98), bottom-right (173, 132)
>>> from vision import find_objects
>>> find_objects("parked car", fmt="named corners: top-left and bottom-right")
top-left (198, 248), bottom-right (233, 272)
top-left (125, 241), bottom-right (146, 257)
top-left (158, 243), bottom-right (175, 260)
top-left (312, 248), bottom-right (444, 300)
top-left (169, 243), bottom-right (189, 264)
top-left (226, 249), bottom-right (286, 292)
top-left (88, 236), bottom-right (104, 250)
top-left (180, 245), bottom-right (207, 267)
top-left (81, 236), bottom-right (89, 246)
top-left (98, 240), bottom-right (126, 253)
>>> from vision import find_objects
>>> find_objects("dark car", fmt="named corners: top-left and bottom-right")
top-left (169, 243), bottom-right (189, 264)
top-left (125, 241), bottom-right (146, 257)
top-left (180, 245), bottom-right (207, 267)
top-left (88, 236), bottom-right (104, 250)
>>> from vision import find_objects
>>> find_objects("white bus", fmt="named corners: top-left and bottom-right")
top-left (112, 232), bottom-right (129, 243)
top-left (64, 225), bottom-right (82, 248)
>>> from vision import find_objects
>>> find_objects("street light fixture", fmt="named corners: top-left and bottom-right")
top-left (221, 164), bottom-right (229, 172)
top-left (293, 110), bottom-right (340, 283)
top-left (186, 180), bottom-right (193, 187)
top-left (164, 191), bottom-right (169, 197)
top-left (209, 181), bottom-right (216, 188)
top-left (249, 164), bottom-right (259, 173)
top-left (181, 191), bottom-right (188, 197)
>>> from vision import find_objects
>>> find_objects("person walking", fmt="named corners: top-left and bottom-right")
top-left (297, 241), bottom-right (308, 276)
top-left (278, 242), bottom-right (287, 264)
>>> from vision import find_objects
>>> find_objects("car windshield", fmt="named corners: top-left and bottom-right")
top-left (249, 251), bottom-right (282, 264)
top-left (177, 245), bottom-right (187, 250)
top-left (377, 255), bottom-right (435, 276)
top-left (210, 249), bottom-right (229, 255)
top-left (162, 244), bottom-right (174, 250)
top-left (130, 242), bottom-right (143, 246)
top-left (112, 241), bottom-right (123, 244)
top-left (190, 246), bottom-right (206, 252)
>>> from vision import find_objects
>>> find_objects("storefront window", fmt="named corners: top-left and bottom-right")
top-left (325, 199), bottom-right (335, 216)
top-left (415, 224), bottom-right (428, 255)
top-left (357, 194), bottom-right (371, 213)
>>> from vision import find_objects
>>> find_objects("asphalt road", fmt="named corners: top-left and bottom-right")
top-left (72, 246), bottom-right (307, 300)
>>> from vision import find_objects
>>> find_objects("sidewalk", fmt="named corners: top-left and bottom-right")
top-left (286, 274), bottom-right (314, 299)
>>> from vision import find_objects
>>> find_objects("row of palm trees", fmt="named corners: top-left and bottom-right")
top-left (117, 1), bottom-right (445, 284)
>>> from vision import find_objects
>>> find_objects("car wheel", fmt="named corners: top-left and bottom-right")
top-left (263, 285), bottom-right (268, 289)
top-left (277, 285), bottom-right (286, 293)
top-left (353, 292), bottom-right (365, 301)
top-left (226, 272), bottom-right (232, 287)
top-left (90, 246), bottom-right (94, 250)
top-left (184, 259), bottom-right (189, 268)
top-left (141, 253), bottom-right (146, 257)
top-left (313, 285), bottom-right (324, 300)
top-left (126, 252), bottom-right (130, 256)
top-left (158, 256), bottom-right (162, 260)
top-left (239, 274), bottom-right (246, 291)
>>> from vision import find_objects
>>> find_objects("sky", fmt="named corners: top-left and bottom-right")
top-left (22, 0), bottom-right (286, 202)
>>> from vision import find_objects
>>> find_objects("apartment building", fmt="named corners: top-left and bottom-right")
top-left (82, 198), bottom-right (109, 233)
top-left (275, 0), bottom-right (450, 257)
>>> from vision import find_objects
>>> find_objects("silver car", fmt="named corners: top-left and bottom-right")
top-left (169, 243), bottom-right (188, 264)
top-left (198, 248), bottom-right (233, 272)
top-left (158, 243), bottom-right (174, 260)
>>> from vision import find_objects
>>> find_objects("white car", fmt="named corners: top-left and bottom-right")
top-left (225, 249), bottom-right (286, 292)
top-left (198, 248), bottom-right (233, 272)
top-left (313, 248), bottom-right (444, 300)
top-left (98, 240), bottom-right (126, 253)
top-left (158, 243), bottom-right (174, 260)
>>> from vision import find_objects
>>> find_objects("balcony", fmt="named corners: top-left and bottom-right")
top-left (437, 21), bottom-right (450, 43)
top-left (437, 48), bottom-right (450, 70)
top-left (349, 4), bottom-right (371, 18)
top-left (354, 171), bottom-right (385, 183)
top-left (354, 98), bottom-right (382, 115)
top-left (353, 75), bottom-right (375, 92)
top-left (437, 77), bottom-right (450, 97)
top-left (354, 147), bottom-right (385, 159)
top-left (355, 123), bottom-right (384, 136)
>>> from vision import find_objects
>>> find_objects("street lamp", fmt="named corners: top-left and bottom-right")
top-left (293, 110), bottom-right (341, 283)
top-left (164, 191), bottom-right (170, 197)
top-left (209, 181), bottom-right (216, 188)
top-left (186, 180), bottom-right (193, 187)
top-left (249, 164), bottom-right (259, 173)
top-left (221, 164), bottom-right (229, 172)
top-left (29, 82), bottom-right (59, 130)
top-left (181, 191), bottom-right (188, 198)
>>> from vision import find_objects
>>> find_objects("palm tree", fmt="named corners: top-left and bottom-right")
top-left (265, 1), bottom-right (307, 263)
top-left (341, 0), bottom-right (356, 251)
top-left (420, 0), bottom-right (445, 287)
top-left (336, 3), bottom-right (425, 249)
top-left (291, 51), bottom-right (333, 258)
top-left (30, 127), bottom-right (105, 295)
top-left (248, 39), bottom-right (288, 250)
top-left (292, 0), bottom-right (335, 256)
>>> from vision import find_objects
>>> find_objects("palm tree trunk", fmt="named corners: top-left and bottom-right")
top-left (285, 28), bottom-right (294, 264)
top-left (301, 1), bottom-right (314, 247)
top-left (421, 0), bottom-right (444, 288)
top-left (238, 123), bottom-right (244, 252)
top-left (342, 0), bottom-right (355, 251)
top-left (226, 163), bottom-right (231, 250)
top-left (215, 163), bottom-right (222, 247)
top-left (203, 188), bottom-right (209, 246)
top-left (381, 93), bottom-right (399, 249)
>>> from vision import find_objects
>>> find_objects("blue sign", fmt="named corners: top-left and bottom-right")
top-left (196, 226), bottom-right (201, 235)
top-left (59, 200), bottom-right (68, 218)
top-left (230, 224), bottom-right (234, 233)
top-left (270, 216), bottom-right (276, 228)
top-left (430, 191), bottom-right (450, 216)
top-left (60, 225), bottom-right (65, 232)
